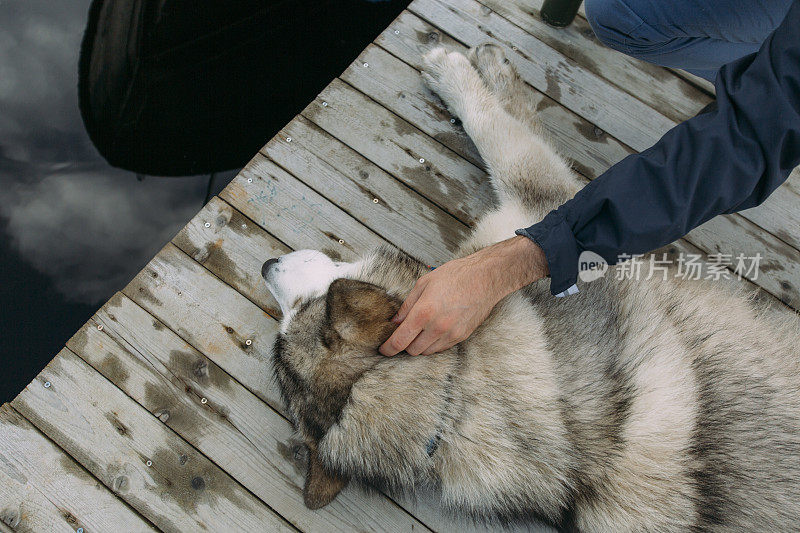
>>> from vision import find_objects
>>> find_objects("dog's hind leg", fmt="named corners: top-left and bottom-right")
top-left (422, 46), bottom-right (579, 213)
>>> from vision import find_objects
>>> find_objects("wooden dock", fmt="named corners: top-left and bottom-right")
top-left (2, 0), bottom-right (799, 531)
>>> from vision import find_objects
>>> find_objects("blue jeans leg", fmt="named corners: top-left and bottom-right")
top-left (584, 0), bottom-right (794, 81)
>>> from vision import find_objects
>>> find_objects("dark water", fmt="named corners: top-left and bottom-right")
top-left (0, 0), bottom-right (409, 402)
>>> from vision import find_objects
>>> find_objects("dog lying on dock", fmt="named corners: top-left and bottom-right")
top-left (261, 44), bottom-right (800, 531)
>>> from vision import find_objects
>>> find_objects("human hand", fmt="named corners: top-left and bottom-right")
top-left (379, 236), bottom-right (549, 356)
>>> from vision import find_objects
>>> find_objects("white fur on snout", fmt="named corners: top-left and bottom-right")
top-left (263, 249), bottom-right (361, 331)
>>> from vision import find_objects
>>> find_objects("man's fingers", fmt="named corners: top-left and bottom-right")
top-left (420, 337), bottom-right (457, 356)
top-left (392, 277), bottom-right (428, 324)
top-left (405, 328), bottom-right (439, 357)
top-left (379, 313), bottom-right (425, 356)
top-left (421, 322), bottom-right (472, 355)
top-left (380, 283), bottom-right (432, 356)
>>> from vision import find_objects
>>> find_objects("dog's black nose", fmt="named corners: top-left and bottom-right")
top-left (262, 258), bottom-right (279, 278)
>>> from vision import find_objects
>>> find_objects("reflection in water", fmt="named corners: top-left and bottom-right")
top-left (0, 0), bottom-right (210, 301)
top-left (1, 169), bottom-right (209, 303)
top-left (2, 0), bottom-right (95, 165)
top-left (0, 0), bottom-right (224, 401)
top-left (0, 0), bottom-right (410, 400)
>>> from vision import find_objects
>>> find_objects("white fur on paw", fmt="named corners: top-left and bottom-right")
top-left (420, 71), bottom-right (442, 96)
top-left (468, 43), bottom-right (516, 87)
top-left (421, 47), bottom-right (478, 113)
top-left (422, 47), bottom-right (471, 83)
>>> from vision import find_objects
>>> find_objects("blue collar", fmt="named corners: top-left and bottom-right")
top-left (425, 349), bottom-right (460, 458)
top-left (426, 433), bottom-right (441, 456)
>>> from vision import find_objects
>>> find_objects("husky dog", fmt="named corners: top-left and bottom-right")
top-left (261, 44), bottom-right (800, 531)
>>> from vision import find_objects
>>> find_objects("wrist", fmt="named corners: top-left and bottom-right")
top-left (483, 236), bottom-right (549, 297)
top-left (508, 235), bottom-right (549, 287)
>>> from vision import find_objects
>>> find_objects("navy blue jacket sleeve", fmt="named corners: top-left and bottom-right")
top-left (517, 0), bottom-right (800, 296)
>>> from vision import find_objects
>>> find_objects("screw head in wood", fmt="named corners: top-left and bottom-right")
top-left (241, 223), bottom-right (247, 229)
top-left (247, 178), bottom-right (253, 183)
top-left (286, 137), bottom-right (292, 142)
top-left (373, 198), bottom-right (379, 203)
top-left (146, 460), bottom-right (152, 467)
top-left (512, 46), bottom-right (518, 51)
top-left (338, 239), bottom-right (345, 244)
top-left (97, 324), bottom-right (104, 331)
top-left (245, 339), bottom-right (252, 346)
top-left (204, 222), bottom-right (211, 228)
top-left (419, 158), bottom-right (425, 163)
top-left (44, 381), bottom-right (51, 388)
top-left (322, 101), bottom-right (328, 107)
top-left (363, 62), bottom-right (369, 67)
top-left (394, 29), bottom-right (400, 34)
top-left (77, 528), bottom-right (84, 533)
top-left (450, 118), bottom-right (456, 124)
top-left (201, 397), bottom-right (208, 404)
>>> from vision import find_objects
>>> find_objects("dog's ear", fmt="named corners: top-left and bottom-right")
top-left (303, 441), bottom-right (349, 510)
top-left (326, 278), bottom-right (401, 348)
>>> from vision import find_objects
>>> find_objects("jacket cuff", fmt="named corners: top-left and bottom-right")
top-left (515, 210), bottom-right (580, 296)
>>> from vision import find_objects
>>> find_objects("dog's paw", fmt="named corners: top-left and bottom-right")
top-left (468, 43), bottom-right (520, 95)
top-left (421, 47), bottom-right (476, 109)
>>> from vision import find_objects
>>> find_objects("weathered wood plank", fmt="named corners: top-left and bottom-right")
top-left (343, 43), bottom-right (484, 169)
top-left (221, 155), bottom-right (388, 257)
top-left (125, 242), bottom-right (280, 405)
top-left (475, 0), bottom-right (712, 123)
top-left (740, 167), bottom-right (800, 252)
top-left (11, 349), bottom-right (294, 533)
top-left (300, 78), bottom-right (492, 225)
top-left (0, 404), bottom-right (156, 533)
top-left (409, 0), bottom-right (675, 152)
top-left (111, 105), bottom-right (792, 533)
top-left (66, 293), bottom-right (428, 533)
top-left (373, 14), bottom-right (634, 180)
top-left (173, 196), bottom-right (289, 317)
top-left (264, 115), bottom-right (468, 263)
top-left (668, 68), bottom-right (716, 95)
top-left (687, 214), bottom-right (800, 309)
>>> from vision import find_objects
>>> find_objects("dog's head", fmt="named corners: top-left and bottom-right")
top-left (261, 248), bottom-right (411, 509)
